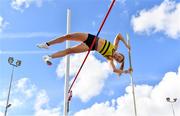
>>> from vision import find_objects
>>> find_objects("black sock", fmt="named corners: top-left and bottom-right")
top-left (46, 42), bottom-right (50, 46)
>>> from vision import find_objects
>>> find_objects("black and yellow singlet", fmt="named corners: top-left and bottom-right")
top-left (98, 40), bottom-right (115, 59)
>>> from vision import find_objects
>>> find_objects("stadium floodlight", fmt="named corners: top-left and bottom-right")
top-left (8, 57), bottom-right (14, 65)
top-left (166, 97), bottom-right (177, 116)
top-left (16, 60), bottom-right (21, 67)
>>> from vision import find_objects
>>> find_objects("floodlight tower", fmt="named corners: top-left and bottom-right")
top-left (166, 97), bottom-right (177, 116)
top-left (4, 57), bottom-right (21, 116)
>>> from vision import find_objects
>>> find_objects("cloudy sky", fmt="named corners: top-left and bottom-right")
top-left (0, 0), bottom-right (180, 116)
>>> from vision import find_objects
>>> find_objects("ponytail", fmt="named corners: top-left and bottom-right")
top-left (119, 53), bottom-right (125, 70)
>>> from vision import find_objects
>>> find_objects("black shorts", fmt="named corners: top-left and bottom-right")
top-left (83, 34), bottom-right (99, 50)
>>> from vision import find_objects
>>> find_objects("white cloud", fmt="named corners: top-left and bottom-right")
top-left (14, 78), bottom-right (62, 116)
top-left (0, 112), bottom-right (3, 116)
top-left (11, 0), bottom-right (44, 11)
top-left (75, 101), bottom-right (116, 116)
top-left (131, 0), bottom-right (180, 39)
top-left (0, 78), bottom-right (36, 109)
top-left (0, 78), bottom-right (62, 115)
top-left (56, 52), bottom-right (112, 102)
top-left (0, 78), bottom-right (36, 115)
top-left (0, 100), bottom-right (5, 108)
top-left (34, 90), bottom-right (61, 116)
top-left (35, 90), bottom-right (49, 110)
top-left (35, 108), bottom-right (61, 116)
top-left (74, 66), bottom-right (180, 116)
top-left (0, 16), bottom-right (9, 32)
top-left (14, 78), bottom-right (37, 98)
top-left (1, 78), bottom-right (37, 108)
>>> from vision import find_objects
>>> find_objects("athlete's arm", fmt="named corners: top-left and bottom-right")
top-left (113, 33), bottom-right (130, 50)
top-left (108, 59), bottom-right (123, 75)
top-left (108, 59), bottom-right (132, 75)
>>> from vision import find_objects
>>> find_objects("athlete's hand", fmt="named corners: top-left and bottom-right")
top-left (124, 68), bottom-right (133, 74)
top-left (124, 70), bottom-right (130, 74)
top-left (129, 68), bottom-right (133, 73)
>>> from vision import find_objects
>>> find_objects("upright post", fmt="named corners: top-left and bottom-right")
top-left (63, 9), bottom-right (71, 116)
top-left (126, 33), bottom-right (137, 116)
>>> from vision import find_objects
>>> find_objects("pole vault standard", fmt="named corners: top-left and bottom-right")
top-left (63, 9), bottom-right (71, 116)
top-left (66, 0), bottom-right (116, 113)
top-left (126, 33), bottom-right (137, 116)
top-left (68, 0), bottom-right (116, 101)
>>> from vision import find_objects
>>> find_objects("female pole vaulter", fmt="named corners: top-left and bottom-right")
top-left (37, 32), bottom-right (132, 76)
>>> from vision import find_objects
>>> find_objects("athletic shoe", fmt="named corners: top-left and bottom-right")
top-left (43, 55), bottom-right (52, 66)
top-left (37, 43), bottom-right (49, 49)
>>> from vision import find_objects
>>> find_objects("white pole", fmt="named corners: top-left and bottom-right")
top-left (126, 33), bottom-right (137, 116)
top-left (64, 9), bottom-right (71, 116)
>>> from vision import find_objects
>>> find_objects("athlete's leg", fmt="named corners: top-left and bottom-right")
top-left (37, 32), bottom-right (88, 49)
top-left (43, 43), bottom-right (89, 65)
top-left (47, 32), bottom-right (88, 46)
top-left (50, 43), bottom-right (89, 58)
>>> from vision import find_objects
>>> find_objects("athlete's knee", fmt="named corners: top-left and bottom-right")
top-left (64, 34), bottom-right (73, 39)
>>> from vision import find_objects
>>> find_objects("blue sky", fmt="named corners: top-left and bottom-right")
top-left (0, 0), bottom-right (180, 116)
